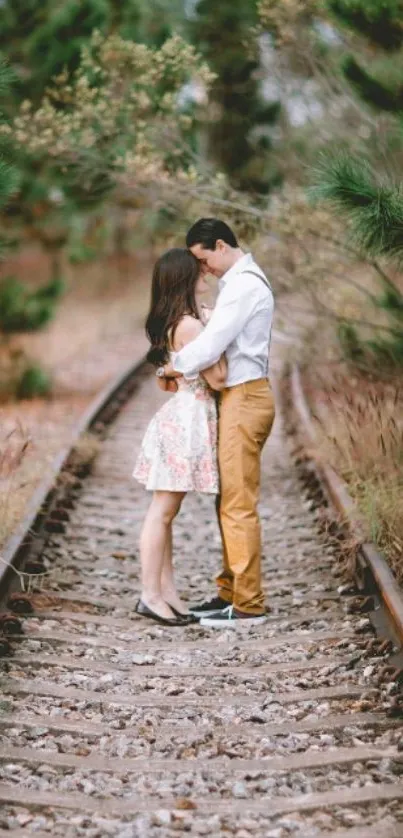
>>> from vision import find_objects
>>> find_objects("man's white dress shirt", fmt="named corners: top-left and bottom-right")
top-left (171, 253), bottom-right (274, 388)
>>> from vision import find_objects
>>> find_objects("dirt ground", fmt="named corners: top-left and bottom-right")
top-left (0, 247), bottom-right (154, 547)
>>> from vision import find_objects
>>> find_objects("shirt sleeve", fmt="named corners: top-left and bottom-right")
top-left (172, 278), bottom-right (264, 377)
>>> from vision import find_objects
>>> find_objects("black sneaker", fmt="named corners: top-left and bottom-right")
top-left (200, 605), bottom-right (267, 628)
top-left (189, 596), bottom-right (230, 618)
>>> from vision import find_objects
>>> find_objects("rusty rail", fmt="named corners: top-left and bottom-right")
top-left (0, 356), bottom-right (147, 599)
top-left (290, 364), bottom-right (403, 649)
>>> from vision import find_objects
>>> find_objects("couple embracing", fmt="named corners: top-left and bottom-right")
top-left (133, 218), bottom-right (275, 629)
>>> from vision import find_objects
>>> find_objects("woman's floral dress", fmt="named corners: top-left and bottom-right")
top-left (133, 371), bottom-right (219, 494)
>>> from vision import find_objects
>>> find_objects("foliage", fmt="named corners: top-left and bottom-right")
top-left (310, 152), bottom-right (403, 368)
top-left (258, 0), bottom-right (403, 114)
top-left (338, 319), bottom-right (403, 372)
top-left (25, 1), bottom-right (112, 102)
top-left (0, 276), bottom-right (64, 332)
top-left (328, 0), bottom-right (403, 50)
top-left (8, 32), bottom-right (213, 201)
top-left (258, 0), bottom-right (321, 43)
top-left (310, 367), bottom-right (403, 580)
top-left (0, 7), bottom-right (216, 403)
top-left (258, 0), bottom-right (403, 373)
top-left (0, 0), bottom-right (148, 104)
top-left (0, 62), bottom-right (20, 254)
top-left (342, 54), bottom-right (403, 112)
top-left (133, 0), bottom-right (186, 47)
top-left (15, 364), bottom-right (52, 399)
top-left (0, 344), bottom-right (52, 401)
top-left (258, 0), bottom-right (403, 48)
top-left (190, 0), bottom-right (281, 193)
top-left (0, 0), bottom-right (198, 271)
top-left (310, 152), bottom-right (403, 260)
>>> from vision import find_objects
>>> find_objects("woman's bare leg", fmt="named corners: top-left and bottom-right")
top-left (139, 490), bottom-right (185, 619)
top-left (161, 526), bottom-right (189, 615)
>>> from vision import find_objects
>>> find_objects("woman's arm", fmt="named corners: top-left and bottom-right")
top-left (174, 316), bottom-right (227, 392)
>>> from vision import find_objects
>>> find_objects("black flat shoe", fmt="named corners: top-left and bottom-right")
top-left (168, 605), bottom-right (200, 624)
top-left (135, 600), bottom-right (186, 626)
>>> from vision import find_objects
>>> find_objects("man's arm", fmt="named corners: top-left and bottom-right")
top-left (170, 279), bottom-right (262, 378)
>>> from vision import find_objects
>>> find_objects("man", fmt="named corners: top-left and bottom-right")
top-left (161, 218), bottom-right (275, 627)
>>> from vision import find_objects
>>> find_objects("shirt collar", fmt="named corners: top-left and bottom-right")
top-left (219, 252), bottom-right (253, 288)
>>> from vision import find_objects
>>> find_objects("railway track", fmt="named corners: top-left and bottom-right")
top-left (0, 342), bottom-right (403, 838)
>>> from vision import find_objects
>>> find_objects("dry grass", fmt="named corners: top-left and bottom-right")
top-left (305, 368), bottom-right (403, 583)
top-left (251, 191), bottom-right (403, 581)
top-left (265, 211), bottom-right (403, 582)
top-left (69, 432), bottom-right (101, 470)
top-left (0, 423), bottom-right (32, 544)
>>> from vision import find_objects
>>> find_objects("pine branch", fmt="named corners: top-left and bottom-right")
top-left (328, 0), bottom-right (403, 51)
top-left (293, 295), bottom-right (403, 337)
top-left (310, 151), bottom-right (403, 263)
top-left (301, 226), bottom-right (402, 297)
top-left (0, 159), bottom-right (19, 208)
top-left (343, 55), bottom-right (403, 112)
top-left (0, 58), bottom-right (16, 96)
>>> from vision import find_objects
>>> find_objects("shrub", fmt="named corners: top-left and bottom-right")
top-left (0, 276), bottom-right (64, 332)
top-left (16, 364), bottom-right (52, 399)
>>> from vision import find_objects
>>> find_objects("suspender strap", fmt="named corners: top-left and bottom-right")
top-left (241, 270), bottom-right (272, 377)
top-left (242, 269), bottom-right (272, 292)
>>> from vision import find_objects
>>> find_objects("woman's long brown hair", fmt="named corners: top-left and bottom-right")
top-left (145, 248), bottom-right (200, 366)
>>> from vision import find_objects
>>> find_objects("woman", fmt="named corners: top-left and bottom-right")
top-left (133, 248), bottom-right (227, 626)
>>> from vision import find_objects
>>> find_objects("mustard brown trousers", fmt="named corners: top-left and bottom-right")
top-left (216, 378), bottom-right (275, 615)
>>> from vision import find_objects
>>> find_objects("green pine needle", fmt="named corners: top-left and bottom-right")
top-left (310, 152), bottom-right (403, 261)
top-left (0, 159), bottom-right (20, 209)
top-left (328, 0), bottom-right (403, 50)
top-left (343, 55), bottom-right (403, 112)
top-left (0, 57), bottom-right (16, 96)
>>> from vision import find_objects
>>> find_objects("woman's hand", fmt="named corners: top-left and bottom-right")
top-left (200, 304), bottom-right (214, 325)
top-left (161, 359), bottom-right (182, 379)
top-left (201, 353), bottom-right (227, 391)
top-left (156, 377), bottom-right (178, 393)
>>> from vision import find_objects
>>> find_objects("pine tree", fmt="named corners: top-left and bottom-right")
top-left (133, 0), bottom-right (185, 47)
top-left (328, 0), bottom-right (403, 51)
top-left (0, 2), bottom-right (202, 398)
top-left (0, 0), bottom-right (157, 272)
top-left (0, 0), bottom-right (192, 266)
top-left (0, 0), bottom-right (147, 104)
top-left (327, 0), bottom-right (403, 117)
top-left (313, 2), bottom-right (403, 370)
top-left (0, 60), bottom-right (54, 399)
top-left (190, 0), bottom-right (281, 194)
top-left (311, 152), bottom-right (403, 369)
top-left (0, 61), bottom-right (20, 255)
top-left (258, 0), bottom-right (403, 371)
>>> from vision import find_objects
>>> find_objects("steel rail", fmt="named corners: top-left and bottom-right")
top-left (290, 363), bottom-right (403, 649)
top-left (0, 355), bottom-right (147, 599)
top-left (0, 358), bottom-right (402, 833)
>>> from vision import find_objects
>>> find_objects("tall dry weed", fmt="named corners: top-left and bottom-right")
top-left (308, 370), bottom-right (403, 583)
top-left (0, 423), bottom-right (31, 543)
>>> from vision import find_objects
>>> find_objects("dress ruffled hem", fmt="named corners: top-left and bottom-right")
top-left (133, 380), bottom-right (219, 494)
top-left (133, 474), bottom-right (218, 494)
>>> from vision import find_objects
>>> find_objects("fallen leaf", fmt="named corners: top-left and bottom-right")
top-left (174, 798), bottom-right (198, 810)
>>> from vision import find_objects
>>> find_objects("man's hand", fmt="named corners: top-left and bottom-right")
top-left (157, 377), bottom-right (178, 393)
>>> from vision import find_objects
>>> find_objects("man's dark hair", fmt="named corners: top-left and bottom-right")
top-left (186, 218), bottom-right (238, 250)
